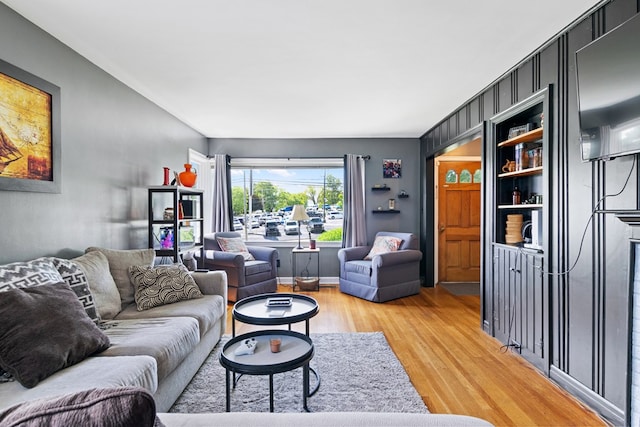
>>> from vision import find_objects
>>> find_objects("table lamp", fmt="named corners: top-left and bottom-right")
top-left (290, 204), bottom-right (310, 249)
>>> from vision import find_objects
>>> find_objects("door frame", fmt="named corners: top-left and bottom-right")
top-left (435, 157), bottom-right (482, 283)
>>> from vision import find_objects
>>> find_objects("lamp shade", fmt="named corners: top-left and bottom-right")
top-left (291, 205), bottom-right (310, 221)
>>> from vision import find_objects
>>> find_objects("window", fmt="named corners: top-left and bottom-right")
top-left (230, 158), bottom-right (344, 243)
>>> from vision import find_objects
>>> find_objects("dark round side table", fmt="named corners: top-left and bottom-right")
top-left (219, 330), bottom-right (314, 412)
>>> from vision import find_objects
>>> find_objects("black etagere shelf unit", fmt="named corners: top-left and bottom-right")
top-left (148, 185), bottom-right (204, 263)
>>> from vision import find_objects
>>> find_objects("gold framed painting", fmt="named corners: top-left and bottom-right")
top-left (0, 59), bottom-right (60, 193)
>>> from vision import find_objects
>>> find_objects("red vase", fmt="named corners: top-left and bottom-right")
top-left (179, 163), bottom-right (197, 187)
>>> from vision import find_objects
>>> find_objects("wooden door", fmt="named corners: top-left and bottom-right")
top-left (438, 161), bottom-right (481, 283)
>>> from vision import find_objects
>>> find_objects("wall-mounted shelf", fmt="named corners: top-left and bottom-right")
top-left (498, 166), bottom-right (543, 178)
top-left (498, 204), bottom-right (543, 209)
top-left (371, 186), bottom-right (390, 191)
top-left (398, 194), bottom-right (409, 198)
top-left (372, 209), bottom-right (400, 214)
top-left (497, 127), bottom-right (543, 148)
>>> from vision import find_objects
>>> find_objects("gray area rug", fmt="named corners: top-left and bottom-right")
top-left (170, 332), bottom-right (429, 414)
top-left (439, 282), bottom-right (480, 296)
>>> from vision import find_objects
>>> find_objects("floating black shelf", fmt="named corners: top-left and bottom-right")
top-left (371, 187), bottom-right (390, 191)
top-left (398, 194), bottom-right (409, 198)
top-left (372, 209), bottom-right (400, 214)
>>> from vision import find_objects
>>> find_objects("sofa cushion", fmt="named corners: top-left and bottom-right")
top-left (364, 235), bottom-right (403, 260)
top-left (215, 236), bottom-right (255, 261)
top-left (0, 258), bottom-right (63, 291)
top-left (244, 260), bottom-right (273, 276)
top-left (0, 387), bottom-right (158, 427)
top-left (98, 318), bottom-right (200, 381)
top-left (72, 251), bottom-right (121, 320)
top-left (49, 257), bottom-right (100, 323)
top-left (85, 247), bottom-right (156, 308)
top-left (116, 295), bottom-right (225, 339)
top-left (129, 264), bottom-right (203, 311)
top-left (0, 282), bottom-right (111, 388)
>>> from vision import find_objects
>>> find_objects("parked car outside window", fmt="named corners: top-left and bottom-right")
top-left (233, 219), bottom-right (243, 230)
top-left (284, 220), bottom-right (299, 235)
top-left (307, 217), bottom-right (325, 234)
top-left (327, 211), bottom-right (343, 219)
top-left (264, 220), bottom-right (281, 237)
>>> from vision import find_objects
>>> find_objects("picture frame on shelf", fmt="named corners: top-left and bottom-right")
top-left (0, 59), bottom-right (61, 193)
top-left (507, 123), bottom-right (532, 139)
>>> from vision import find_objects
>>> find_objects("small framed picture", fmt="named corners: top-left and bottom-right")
top-left (383, 159), bottom-right (401, 178)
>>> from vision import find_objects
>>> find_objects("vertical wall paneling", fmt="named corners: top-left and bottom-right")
top-left (420, 0), bottom-right (640, 421)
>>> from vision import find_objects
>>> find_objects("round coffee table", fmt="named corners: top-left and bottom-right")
top-left (231, 293), bottom-right (319, 336)
top-left (232, 293), bottom-right (320, 396)
top-left (219, 330), bottom-right (314, 412)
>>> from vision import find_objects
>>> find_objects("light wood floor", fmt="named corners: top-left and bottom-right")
top-left (225, 285), bottom-right (607, 426)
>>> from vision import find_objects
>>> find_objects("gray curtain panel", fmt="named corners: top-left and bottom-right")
top-left (212, 154), bottom-right (231, 232)
top-left (342, 154), bottom-right (367, 248)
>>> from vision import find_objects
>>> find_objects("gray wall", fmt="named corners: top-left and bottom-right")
top-left (210, 138), bottom-right (421, 277)
top-left (0, 4), bottom-right (207, 264)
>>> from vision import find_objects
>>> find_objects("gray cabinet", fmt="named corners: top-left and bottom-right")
top-left (492, 244), bottom-right (546, 372)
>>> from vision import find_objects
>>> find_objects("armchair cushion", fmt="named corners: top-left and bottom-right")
top-left (215, 236), bottom-right (255, 261)
top-left (364, 235), bottom-right (403, 260)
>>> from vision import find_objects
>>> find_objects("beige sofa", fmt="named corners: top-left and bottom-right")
top-left (0, 248), bottom-right (227, 413)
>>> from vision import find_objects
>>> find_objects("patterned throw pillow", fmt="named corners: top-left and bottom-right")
top-left (49, 258), bottom-right (100, 324)
top-left (129, 264), bottom-right (203, 311)
top-left (0, 258), bottom-right (64, 292)
top-left (364, 236), bottom-right (404, 260)
top-left (216, 236), bottom-right (255, 261)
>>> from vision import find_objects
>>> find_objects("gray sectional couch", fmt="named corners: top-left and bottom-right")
top-left (0, 248), bottom-right (227, 413)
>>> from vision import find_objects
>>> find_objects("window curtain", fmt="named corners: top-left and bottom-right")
top-left (212, 154), bottom-right (232, 232)
top-left (342, 154), bottom-right (367, 247)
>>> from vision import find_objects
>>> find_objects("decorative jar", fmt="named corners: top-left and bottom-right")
top-left (179, 163), bottom-right (197, 187)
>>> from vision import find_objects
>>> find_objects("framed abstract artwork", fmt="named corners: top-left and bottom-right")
top-left (0, 59), bottom-right (61, 193)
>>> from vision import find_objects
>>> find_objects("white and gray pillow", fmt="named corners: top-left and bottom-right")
top-left (129, 264), bottom-right (203, 311)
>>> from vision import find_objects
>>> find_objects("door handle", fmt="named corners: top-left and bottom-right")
top-left (439, 225), bottom-right (445, 233)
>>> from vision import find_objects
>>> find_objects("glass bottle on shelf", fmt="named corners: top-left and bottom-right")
top-left (512, 187), bottom-right (521, 205)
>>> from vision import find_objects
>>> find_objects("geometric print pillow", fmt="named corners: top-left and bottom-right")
top-left (215, 236), bottom-right (255, 261)
top-left (48, 257), bottom-right (100, 324)
top-left (129, 264), bottom-right (203, 311)
top-left (364, 235), bottom-right (404, 260)
top-left (0, 258), bottom-right (64, 292)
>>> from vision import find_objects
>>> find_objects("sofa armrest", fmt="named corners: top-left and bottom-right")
top-left (338, 246), bottom-right (371, 263)
top-left (372, 249), bottom-right (423, 268)
top-left (191, 270), bottom-right (228, 304)
top-left (247, 246), bottom-right (278, 263)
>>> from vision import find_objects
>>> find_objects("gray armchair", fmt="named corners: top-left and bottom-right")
top-left (338, 232), bottom-right (422, 302)
top-left (197, 232), bottom-right (278, 302)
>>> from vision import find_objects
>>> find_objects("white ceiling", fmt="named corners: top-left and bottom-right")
top-left (1, 0), bottom-right (600, 139)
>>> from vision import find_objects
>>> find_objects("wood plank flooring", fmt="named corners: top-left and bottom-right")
top-left (225, 285), bottom-right (607, 426)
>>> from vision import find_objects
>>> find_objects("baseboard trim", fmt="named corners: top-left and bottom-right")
top-left (550, 365), bottom-right (625, 425)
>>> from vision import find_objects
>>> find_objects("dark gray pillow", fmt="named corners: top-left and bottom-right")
top-left (0, 387), bottom-right (159, 427)
top-left (0, 282), bottom-right (111, 388)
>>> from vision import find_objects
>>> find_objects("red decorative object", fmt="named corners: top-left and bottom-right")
top-left (179, 163), bottom-right (197, 187)
top-left (163, 167), bottom-right (170, 185)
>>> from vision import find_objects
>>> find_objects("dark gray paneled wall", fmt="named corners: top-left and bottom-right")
top-left (0, 4), bottom-right (207, 264)
top-left (210, 138), bottom-right (421, 278)
top-left (420, 0), bottom-right (639, 422)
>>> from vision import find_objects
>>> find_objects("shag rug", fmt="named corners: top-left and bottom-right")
top-left (170, 332), bottom-right (429, 414)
